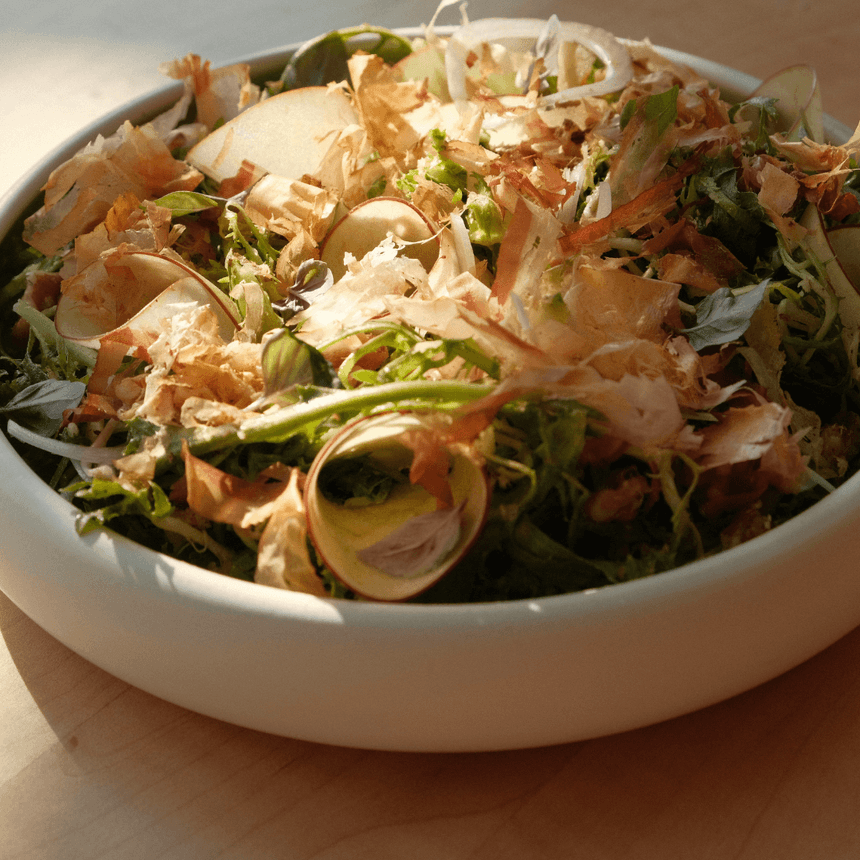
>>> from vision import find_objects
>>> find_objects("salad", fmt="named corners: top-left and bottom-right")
top-left (2, 10), bottom-right (860, 603)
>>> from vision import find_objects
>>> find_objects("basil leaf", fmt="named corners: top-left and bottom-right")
top-left (687, 152), bottom-right (769, 262)
top-left (683, 279), bottom-right (771, 351)
top-left (0, 378), bottom-right (86, 435)
top-left (152, 191), bottom-right (222, 217)
top-left (273, 259), bottom-right (334, 318)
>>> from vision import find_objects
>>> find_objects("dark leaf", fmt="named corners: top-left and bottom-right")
top-left (281, 26), bottom-right (413, 90)
top-left (683, 279), bottom-right (770, 351)
top-left (273, 259), bottom-right (334, 318)
top-left (261, 327), bottom-right (340, 398)
top-left (0, 378), bottom-right (86, 435)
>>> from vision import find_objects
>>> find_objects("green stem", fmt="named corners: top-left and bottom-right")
top-left (241, 380), bottom-right (492, 442)
top-left (181, 379), bottom-right (495, 461)
top-left (13, 300), bottom-right (98, 370)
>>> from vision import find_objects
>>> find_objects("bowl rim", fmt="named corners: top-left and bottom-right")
top-left (1, 30), bottom-right (856, 634)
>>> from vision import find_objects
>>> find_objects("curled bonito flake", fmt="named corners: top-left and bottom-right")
top-left (180, 444), bottom-right (325, 595)
top-left (109, 303), bottom-right (263, 430)
top-left (24, 122), bottom-right (202, 256)
top-left (160, 54), bottom-right (262, 131)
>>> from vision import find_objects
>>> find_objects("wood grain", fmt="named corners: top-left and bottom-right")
top-left (4, 587), bottom-right (860, 858)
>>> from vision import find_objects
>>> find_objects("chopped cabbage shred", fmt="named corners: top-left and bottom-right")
top-left (3, 8), bottom-right (860, 602)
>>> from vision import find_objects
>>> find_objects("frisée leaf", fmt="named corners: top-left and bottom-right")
top-left (317, 455), bottom-right (401, 507)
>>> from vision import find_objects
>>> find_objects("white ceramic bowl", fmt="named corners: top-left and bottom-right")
top-left (1, 37), bottom-right (858, 753)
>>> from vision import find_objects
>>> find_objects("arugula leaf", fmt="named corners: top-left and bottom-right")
top-left (729, 96), bottom-right (780, 153)
top-left (122, 418), bottom-right (160, 455)
top-left (220, 202), bottom-right (280, 272)
top-left (12, 300), bottom-right (97, 376)
top-left (0, 254), bottom-right (62, 312)
top-left (71, 478), bottom-right (174, 535)
top-left (686, 151), bottom-right (770, 262)
top-left (317, 456), bottom-right (401, 507)
top-left (471, 516), bottom-right (609, 601)
top-left (682, 279), bottom-right (771, 351)
top-left (217, 201), bottom-right (285, 337)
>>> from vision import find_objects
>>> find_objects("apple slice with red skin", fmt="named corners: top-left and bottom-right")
top-left (751, 65), bottom-right (824, 143)
top-left (55, 251), bottom-right (240, 348)
top-left (186, 86), bottom-right (357, 185)
top-left (319, 196), bottom-right (440, 281)
top-left (304, 411), bottom-right (490, 602)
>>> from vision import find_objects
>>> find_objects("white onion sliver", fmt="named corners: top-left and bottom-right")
top-left (448, 214), bottom-right (476, 275)
top-left (594, 180), bottom-right (613, 220)
top-left (445, 17), bottom-right (634, 107)
top-left (6, 419), bottom-right (125, 465)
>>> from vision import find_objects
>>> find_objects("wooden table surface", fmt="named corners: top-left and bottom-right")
top-left (3, 1), bottom-right (860, 856)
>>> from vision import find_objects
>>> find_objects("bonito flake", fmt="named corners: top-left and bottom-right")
top-left (11, 14), bottom-right (860, 601)
top-left (115, 304), bottom-right (264, 429)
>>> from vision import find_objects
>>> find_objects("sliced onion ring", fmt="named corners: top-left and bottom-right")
top-left (445, 17), bottom-right (633, 106)
top-left (6, 419), bottom-right (125, 465)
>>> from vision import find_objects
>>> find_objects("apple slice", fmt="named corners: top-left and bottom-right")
top-left (799, 204), bottom-right (860, 329)
top-left (186, 86), bottom-right (357, 185)
top-left (751, 65), bottom-right (824, 143)
top-left (319, 196), bottom-right (440, 281)
top-left (394, 44), bottom-right (451, 100)
top-left (55, 250), bottom-right (240, 348)
top-left (304, 411), bottom-right (490, 602)
top-left (823, 225), bottom-right (860, 291)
